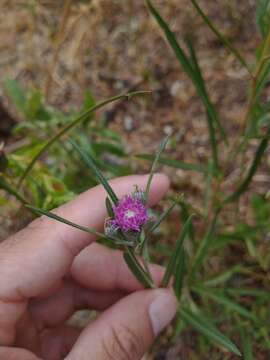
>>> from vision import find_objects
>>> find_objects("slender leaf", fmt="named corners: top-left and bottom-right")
top-left (161, 215), bottom-right (193, 287)
top-left (148, 201), bottom-right (177, 233)
top-left (146, 0), bottom-right (224, 171)
top-left (180, 307), bottom-right (241, 356)
top-left (145, 135), bottom-right (169, 201)
top-left (226, 287), bottom-right (270, 299)
top-left (106, 197), bottom-right (114, 217)
top-left (190, 0), bottom-right (251, 74)
top-left (191, 210), bottom-right (219, 277)
top-left (17, 91), bottom-right (150, 188)
top-left (203, 265), bottom-right (243, 287)
top-left (178, 198), bottom-right (196, 244)
top-left (70, 140), bottom-right (118, 204)
top-left (194, 286), bottom-right (257, 322)
top-left (241, 328), bottom-right (254, 360)
top-left (123, 249), bottom-right (154, 289)
top-left (174, 248), bottom-right (186, 299)
top-left (187, 38), bottom-right (227, 146)
top-left (224, 128), bottom-right (270, 204)
top-left (203, 159), bottom-right (214, 215)
top-left (26, 205), bottom-right (119, 243)
top-left (136, 154), bottom-right (206, 173)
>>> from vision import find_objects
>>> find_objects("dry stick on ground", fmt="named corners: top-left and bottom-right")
top-left (44, 0), bottom-right (73, 100)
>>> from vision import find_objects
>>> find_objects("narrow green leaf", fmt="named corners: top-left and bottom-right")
top-left (147, 0), bottom-right (195, 77)
top-left (106, 197), bottom-right (114, 217)
top-left (226, 287), bottom-right (270, 299)
top-left (26, 205), bottom-right (118, 243)
top-left (146, 0), bottom-right (223, 171)
top-left (203, 265), bottom-right (243, 287)
top-left (145, 135), bottom-right (169, 202)
top-left (190, 0), bottom-right (251, 74)
top-left (224, 128), bottom-right (270, 204)
top-left (194, 286), bottom-right (257, 322)
top-left (186, 38), bottom-right (227, 146)
top-left (174, 248), bottom-right (186, 299)
top-left (180, 307), bottom-right (241, 356)
top-left (148, 201), bottom-right (177, 233)
top-left (17, 91), bottom-right (150, 188)
top-left (191, 210), bottom-right (219, 277)
top-left (241, 328), bottom-right (254, 360)
top-left (136, 154), bottom-right (206, 173)
top-left (70, 140), bottom-right (118, 205)
top-left (178, 198), bottom-right (196, 244)
top-left (203, 159), bottom-right (214, 215)
top-left (123, 249), bottom-right (154, 289)
top-left (161, 215), bottom-right (193, 287)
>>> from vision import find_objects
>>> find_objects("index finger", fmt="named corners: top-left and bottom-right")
top-left (0, 174), bottom-right (169, 301)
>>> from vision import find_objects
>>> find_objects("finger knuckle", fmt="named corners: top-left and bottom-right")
top-left (102, 323), bottom-right (143, 360)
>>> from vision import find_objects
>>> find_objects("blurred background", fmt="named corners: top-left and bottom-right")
top-left (1, 1), bottom-right (270, 359)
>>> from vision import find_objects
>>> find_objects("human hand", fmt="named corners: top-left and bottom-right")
top-left (0, 174), bottom-right (177, 360)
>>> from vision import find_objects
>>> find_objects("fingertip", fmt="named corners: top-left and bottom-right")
top-left (149, 288), bottom-right (178, 336)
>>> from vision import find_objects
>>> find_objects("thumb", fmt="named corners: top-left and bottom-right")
top-left (67, 289), bottom-right (177, 360)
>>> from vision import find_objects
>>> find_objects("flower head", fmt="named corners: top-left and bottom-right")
top-left (113, 194), bottom-right (148, 232)
top-left (104, 218), bottom-right (119, 237)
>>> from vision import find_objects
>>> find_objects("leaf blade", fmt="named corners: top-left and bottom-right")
top-left (70, 140), bottom-right (118, 204)
top-left (26, 205), bottom-right (110, 240)
top-left (180, 307), bottom-right (241, 356)
top-left (161, 215), bottom-right (193, 287)
top-left (194, 286), bottom-right (257, 322)
top-left (136, 154), bottom-right (206, 173)
top-left (123, 249), bottom-right (154, 289)
top-left (145, 135), bottom-right (169, 202)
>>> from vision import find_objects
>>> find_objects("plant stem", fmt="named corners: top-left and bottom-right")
top-left (141, 240), bottom-right (153, 281)
top-left (17, 91), bottom-right (150, 189)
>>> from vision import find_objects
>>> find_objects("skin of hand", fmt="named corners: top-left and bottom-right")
top-left (0, 174), bottom-right (177, 360)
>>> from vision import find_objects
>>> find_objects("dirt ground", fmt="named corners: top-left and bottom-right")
top-left (0, 1), bottom-right (268, 359)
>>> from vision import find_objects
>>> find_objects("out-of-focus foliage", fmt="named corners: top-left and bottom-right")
top-left (1, 79), bottom-right (129, 209)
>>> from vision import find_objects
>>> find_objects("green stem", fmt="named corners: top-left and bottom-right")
top-left (17, 91), bottom-right (150, 189)
top-left (124, 247), bottom-right (155, 289)
top-left (141, 239), bottom-right (153, 280)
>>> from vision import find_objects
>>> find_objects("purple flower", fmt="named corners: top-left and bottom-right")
top-left (113, 194), bottom-right (148, 232)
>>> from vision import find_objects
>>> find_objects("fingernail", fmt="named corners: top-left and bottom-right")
top-left (149, 289), bottom-right (177, 336)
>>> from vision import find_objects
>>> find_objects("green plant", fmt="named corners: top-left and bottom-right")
top-left (130, 0), bottom-right (270, 356)
top-left (1, 79), bottom-right (147, 209)
top-left (1, 1), bottom-right (270, 358)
